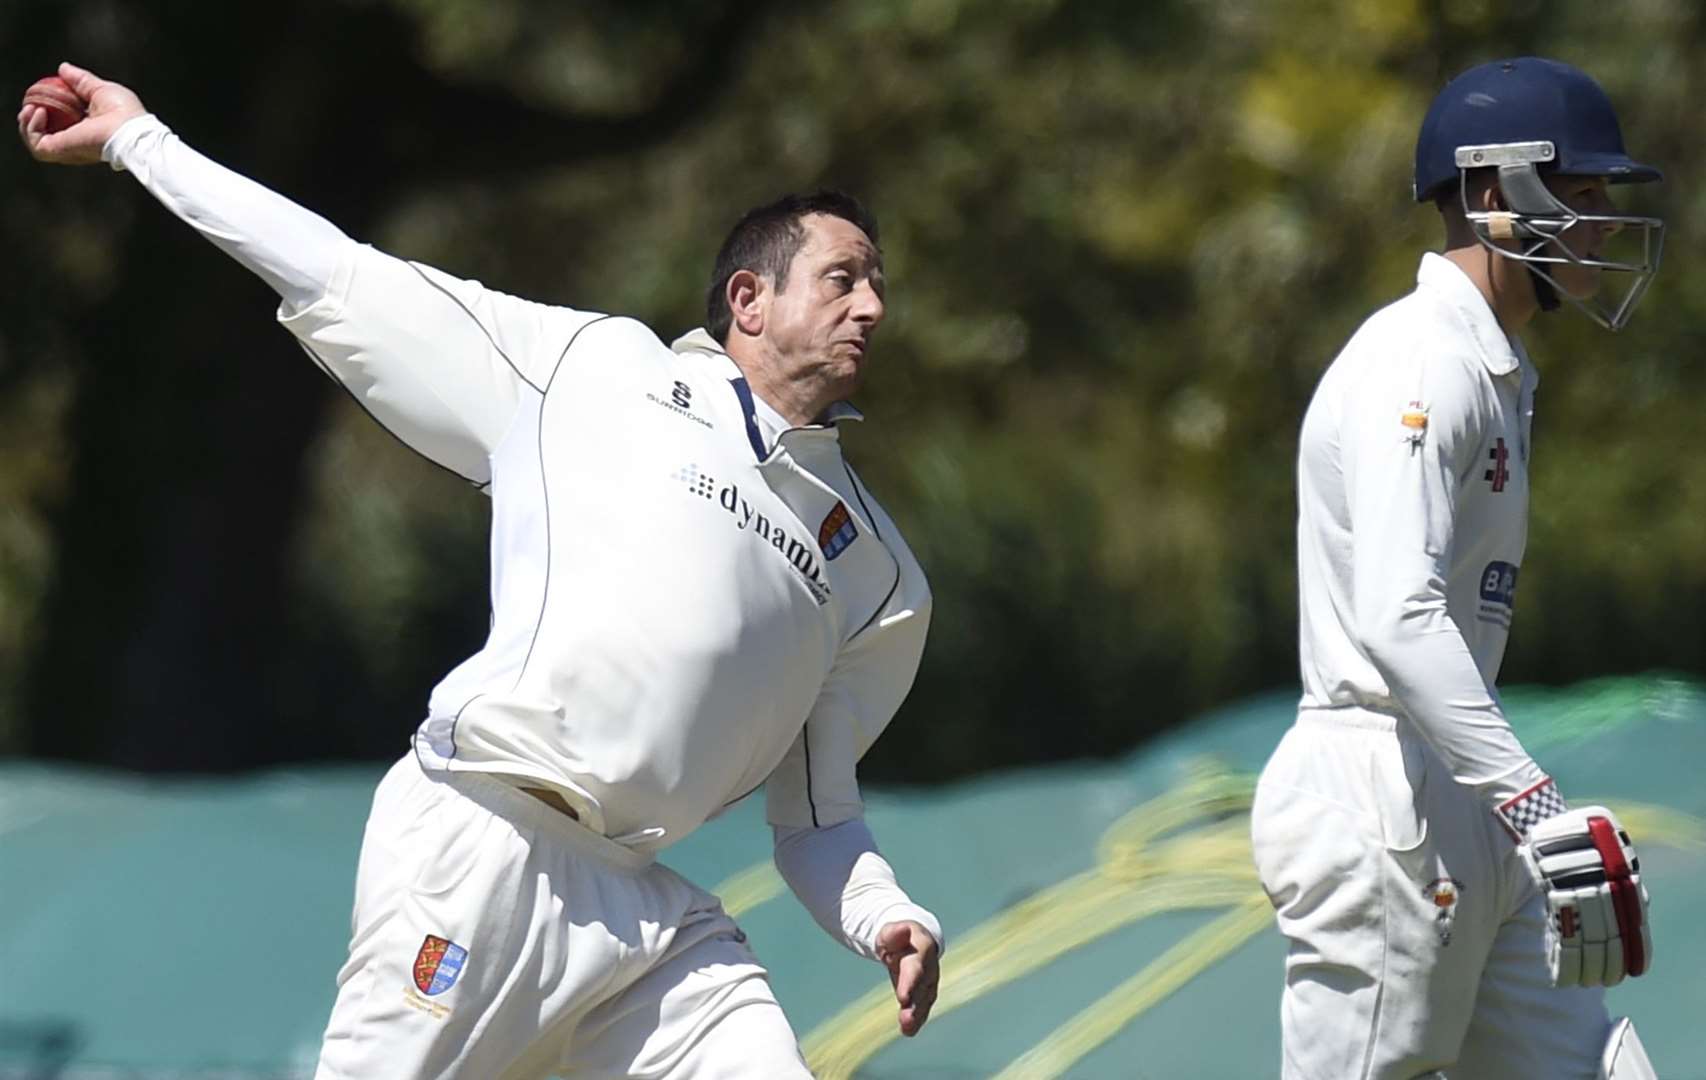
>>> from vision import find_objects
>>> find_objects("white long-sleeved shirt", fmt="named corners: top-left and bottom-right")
top-left (104, 113), bottom-right (941, 958)
top-left (1296, 252), bottom-right (1549, 812)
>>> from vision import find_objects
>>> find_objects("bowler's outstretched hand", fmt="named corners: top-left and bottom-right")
top-left (19, 62), bottom-right (145, 165)
top-left (876, 919), bottom-right (940, 1037)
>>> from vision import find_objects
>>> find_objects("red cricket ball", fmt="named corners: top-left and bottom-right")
top-left (23, 75), bottom-right (85, 134)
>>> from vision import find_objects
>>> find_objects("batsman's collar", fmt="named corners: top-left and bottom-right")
top-left (1416, 253), bottom-right (1530, 378)
top-left (670, 327), bottom-right (865, 430)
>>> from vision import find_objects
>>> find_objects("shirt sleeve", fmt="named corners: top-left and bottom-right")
top-left (104, 113), bottom-right (346, 312)
top-left (772, 818), bottom-right (944, 961)
top-left (763, 539), bottom-right (934, 955)
top-left (103, 113), bottom-right (604, 487)
top-left (1343, 348), bottom-right (1550, 808)
top-left (764, 585), bottom-right (929, 830)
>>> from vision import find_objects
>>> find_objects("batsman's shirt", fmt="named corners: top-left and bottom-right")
top-left (1296, 252), bottom-right (1549, 809)
top-left (101, 116), bottom-right (941, 954)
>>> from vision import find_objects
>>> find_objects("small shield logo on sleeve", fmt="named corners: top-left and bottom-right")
top-left (818, 501), bottom-right (858, 561)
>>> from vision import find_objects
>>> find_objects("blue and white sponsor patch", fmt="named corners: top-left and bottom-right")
top-left (1478, 560), bottom-right (1519, 627)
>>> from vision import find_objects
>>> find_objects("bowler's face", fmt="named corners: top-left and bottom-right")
top-left (763, 214), bottom-right (886, 408)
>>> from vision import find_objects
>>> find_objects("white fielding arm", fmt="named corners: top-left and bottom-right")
top-left (773, 818), bottom-right (943, 962)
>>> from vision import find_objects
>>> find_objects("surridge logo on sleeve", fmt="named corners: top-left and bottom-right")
top-left (647, 380), bottom-right (713, 429)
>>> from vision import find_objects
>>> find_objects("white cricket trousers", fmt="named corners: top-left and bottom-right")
top-left (313, 755), bottom-right (812, 1079)
top-left (1250, 708), bottom-right (1612, 1079)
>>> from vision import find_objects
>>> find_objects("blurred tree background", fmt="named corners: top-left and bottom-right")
top-left (2, 0), bottom-right (1702, 781)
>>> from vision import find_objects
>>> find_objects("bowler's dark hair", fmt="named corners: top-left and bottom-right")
top-left (705, 190), bottom-right (880, 344)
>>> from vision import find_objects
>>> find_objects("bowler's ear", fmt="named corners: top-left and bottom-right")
top-left (727, 269), bottom-right (766, 338)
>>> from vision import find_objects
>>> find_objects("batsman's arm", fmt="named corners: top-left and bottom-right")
top-left (1343, 347), bottom-right (1555, 826)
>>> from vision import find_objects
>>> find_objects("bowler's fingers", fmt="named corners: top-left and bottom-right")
top-left (877, 920), bottom-right (940, 1037)
top-left (57, 62), bottom-right (106, 108)
top-left (20, 62), bottom-right (146, 165)
top-left (60, 61), bottom-right (146, 122)
top-left (895, 950), bottom-right (939, 1036)
top-left (17, 104), bottom-right (46, 157)
top-left (19, 106), bottom-right (90, 164)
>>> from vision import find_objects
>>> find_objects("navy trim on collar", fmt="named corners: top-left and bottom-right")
top-left (728, 377), bottom-right (770, 460)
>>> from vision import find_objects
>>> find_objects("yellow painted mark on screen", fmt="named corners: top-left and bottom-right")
top-left (712, 859), bottom-right (785, 918)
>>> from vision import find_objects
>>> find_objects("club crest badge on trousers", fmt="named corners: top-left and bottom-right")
top-left (414, 934), bottom-right (469, 996)
top-left (1423, 878), bottom-right (1463, 946)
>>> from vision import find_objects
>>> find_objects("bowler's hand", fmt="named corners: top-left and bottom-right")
top-left (876, 919), bottom-right (939, 1037)
top-left (19, 62), bottom-right (146, 165)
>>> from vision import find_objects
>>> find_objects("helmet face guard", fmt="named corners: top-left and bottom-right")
top-left (1456, 142), bottom-right (1665, 332)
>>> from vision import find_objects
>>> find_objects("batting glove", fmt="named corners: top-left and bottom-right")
top-left (1517, 805), bottom-right (1653, 988)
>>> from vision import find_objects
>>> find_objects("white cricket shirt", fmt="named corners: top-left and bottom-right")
top-left (278, 253), bottom-right (933, 850)
top-left (103, 114), bottom-right (942, 957)
top-left (1296, 253), bottom-right (1549, 808)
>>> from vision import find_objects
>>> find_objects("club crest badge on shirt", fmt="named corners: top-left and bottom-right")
top-left (818, 501), bottom-right (858, 561)
top-left (413, 934), bottom-right (468, 996)
top-left (1400, 401), bottom-right (1429, 449)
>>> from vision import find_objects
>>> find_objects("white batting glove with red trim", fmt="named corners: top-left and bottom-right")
top-left (1518, 805), bottom-right (1653, 988)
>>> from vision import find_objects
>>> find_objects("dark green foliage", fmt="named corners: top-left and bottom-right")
top-left (3, 0), bottom-right (1700, 778)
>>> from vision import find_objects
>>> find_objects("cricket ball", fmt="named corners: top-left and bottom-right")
top-left (23, 75), bottom-right (85, 133)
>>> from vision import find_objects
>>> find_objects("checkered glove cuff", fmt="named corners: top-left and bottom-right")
top-left (1494, 777), bottom-right (1567, 841)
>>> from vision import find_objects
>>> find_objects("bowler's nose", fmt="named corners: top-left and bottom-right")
top-left (853, 279), bottom-right (885, 327)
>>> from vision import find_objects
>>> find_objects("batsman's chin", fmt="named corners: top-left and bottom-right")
top-left (1555, 255), bottom-right (1603, 298)
top-left (1557, 266), bottom-right (1604, 301)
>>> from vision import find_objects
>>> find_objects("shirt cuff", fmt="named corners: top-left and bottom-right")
top-left (875, 902), bottom-right (946, 957)
top-left (103, 112), bottom-right (168, 171)
top-left (1494, 776), bottom-right (1567, 842)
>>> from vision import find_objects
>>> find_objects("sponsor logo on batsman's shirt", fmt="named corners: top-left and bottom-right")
top-left (1478, 560), bottom-right (1519, 627)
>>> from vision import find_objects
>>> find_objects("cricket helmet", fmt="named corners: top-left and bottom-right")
top-left (1413, 57), bottom-right (1664, 330)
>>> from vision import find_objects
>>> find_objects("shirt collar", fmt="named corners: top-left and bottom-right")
top-left (669, 328), bottom-right (866, 450)
top-left (1415, 253), bottom-right (1525, 378)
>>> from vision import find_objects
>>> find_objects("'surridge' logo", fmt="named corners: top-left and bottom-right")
top-left (647, 380), bottom-right (712, 429)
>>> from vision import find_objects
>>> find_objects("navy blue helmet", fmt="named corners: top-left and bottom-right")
top-left (1414, 57), bottom-right (1664, 331)
top-left (1415, 57), bottom-right (1660, 204)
